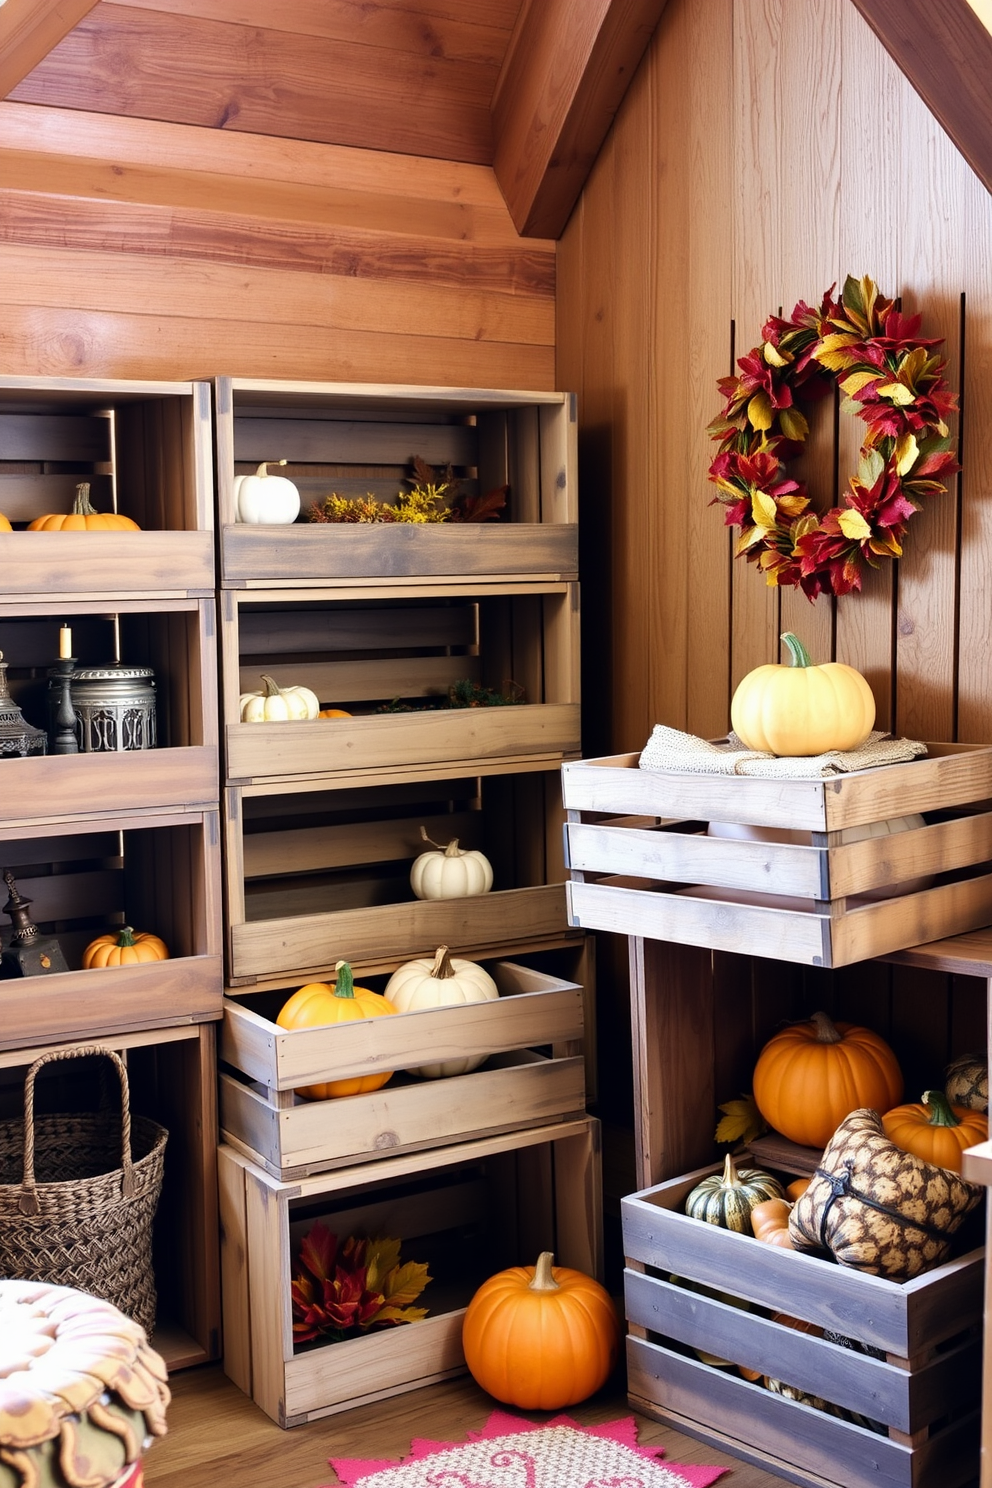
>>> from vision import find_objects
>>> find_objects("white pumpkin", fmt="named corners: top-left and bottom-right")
top-left (706, 815), bottom-right (932, 899)
top-left (409, 827), bottom-right (493, 901)
top-left (240, 673), bottom-right (320, 721)
top-left (234, 460), bottom-right (301, 525)
top-left (384, 945), bottom-right (499, 1078)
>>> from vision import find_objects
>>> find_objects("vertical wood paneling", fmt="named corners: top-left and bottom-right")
top-left (957, 188), bottom-right (992, 741)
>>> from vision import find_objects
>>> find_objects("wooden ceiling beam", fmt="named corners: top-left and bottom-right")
top-left (492, 0), bottom-right (669, 239)
top-left (0, 0), bottom-right (101, 98)
top-left (851, 0), bottom-right (992, 198)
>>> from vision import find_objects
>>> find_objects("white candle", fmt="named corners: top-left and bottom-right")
top-left (59, 625), bottom-right (72, 659)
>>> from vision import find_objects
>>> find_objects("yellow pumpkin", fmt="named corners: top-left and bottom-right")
top-left (730, 632), bottom-right (875, 756)
top-left (28, 482), bottom-right (141, 531)
top-left (0, 512), bottom-right (11, 532)
top-left (82, 926), bottom-right (169, 967)
top-left (276, 961), bottom-right (397, 1099)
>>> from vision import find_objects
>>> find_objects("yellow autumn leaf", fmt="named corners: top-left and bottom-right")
top-left (381, 1259), bottom-right (432, 1308)
top-left (748, 390), bottom-right (774, 430)
top-left (751, 490), bottom-right (778, 528)
top-left (894, 432), bottom-right (919, 476)
top-left (870, 532), bottom-right (903, 558)
top-left (877, 382), bottom-right (915, 406)
top-left (778, 406), bottom-right (809, 441)
top-left (763, 340), bottom-right (789, 367)
top-left (736, 525), bottom-right (767, 555)
top-left (838, 509), bottom-right (872, 542)
top-left (365, 1236), bottom-right (403, 1293)
top-left (813, 332), bottom-right (860, 371)
top-left (840, 371), bottom-right (881, 396)
top-left (715, 1093), bottom-right (768, 1146)
top-left (371, 1305), bottom-right (430, 1326)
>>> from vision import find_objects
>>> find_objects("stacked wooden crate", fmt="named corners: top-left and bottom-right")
top-left (212, 377), bottom-right (601, 1425)
top-left (0, 375), bottom-right (223, 1369)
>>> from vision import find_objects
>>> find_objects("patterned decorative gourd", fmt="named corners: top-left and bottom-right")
top-left (684, 1154), bottom-right (784, 1235)
top-left (789, 1108), bottom-right (983, 1280)
top-left (944, 1052), bottom-right (989, 1114)
top-left (881, 1090), bottom-right (988, 1174)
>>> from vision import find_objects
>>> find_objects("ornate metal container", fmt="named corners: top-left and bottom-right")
top-left (50, 664), bottom-right (157, 752)
top-left (0, 653), bottom-right (46, 759)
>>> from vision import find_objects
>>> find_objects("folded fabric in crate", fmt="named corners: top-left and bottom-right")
top-left (789, 1108), bottom-right (982, 1280)
top-left (638, 724), bottom-right (926, 779)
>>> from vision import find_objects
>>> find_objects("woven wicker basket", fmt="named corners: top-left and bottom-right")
top-left (0, 1045), bottom-right (168, 1336)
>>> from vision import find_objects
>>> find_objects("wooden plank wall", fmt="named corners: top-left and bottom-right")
top-left (0, 97), bottom-right (555, 386)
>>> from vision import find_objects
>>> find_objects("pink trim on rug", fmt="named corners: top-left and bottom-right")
top-left (327, 1409), bottom-right (727, 1487)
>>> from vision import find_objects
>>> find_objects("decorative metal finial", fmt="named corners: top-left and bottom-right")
top-left (3, 868), bottom-right (39, 945)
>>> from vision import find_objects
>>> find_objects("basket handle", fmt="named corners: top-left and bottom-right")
top-left (18, 1045), bottom-right (136, 1216)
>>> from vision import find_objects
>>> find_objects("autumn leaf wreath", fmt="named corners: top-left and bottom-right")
top-left (707, 275), bottom-right (960, 600)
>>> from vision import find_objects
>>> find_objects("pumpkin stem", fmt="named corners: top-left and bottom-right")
top-left (528, 1251), bottom-right (561, 1293)
top-left (810, 1010), bottom-right (844, 1044)
top-left (260, 673), bottom-right (282, 697)
top-left (72, 482), bottom-right (98, 517)
top-left (430, 945), bottom-right (455, 979)
top-left (721, 1152), bottom-right (742, 1188)
top-left (781, 632), bottom-right (813, 669)
top-left (255, 460), bottom-right (288, 478)
top-left (922, 1089), bottom-right (961, 1128)
top-left (333, 961), bottom-right (356, 999)
top-left (419, 825), bottom-right (462, 856)
top-left (116, 926), bottom-right (137, 948)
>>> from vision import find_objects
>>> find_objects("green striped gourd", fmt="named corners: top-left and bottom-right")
top-left (685, 1154), bottom-right (784, 1235)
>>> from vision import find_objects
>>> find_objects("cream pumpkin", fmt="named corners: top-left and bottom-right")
top-left (409, 827), bottom-right (493, 900)
top-left (234, 460), bottom-right (301, 524)
top-left (731, 632), bottom-right (876, 755)
top-left (240, 673), bottom-right (319, 721)
top-left (384, 945), bottom-right (499, 1078)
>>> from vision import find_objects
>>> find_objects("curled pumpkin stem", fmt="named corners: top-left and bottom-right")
top-left (529, 1252), bottom-right (560, 1293)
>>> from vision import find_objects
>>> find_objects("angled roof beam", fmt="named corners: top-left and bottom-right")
top-left (0, 0), bottom-right (101, 99)
top-left (492, 0), bottom-right (669, 239)
top-left (852, 0), bottom-right (992, 198)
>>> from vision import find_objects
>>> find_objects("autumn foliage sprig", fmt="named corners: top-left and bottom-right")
top-left (291, 1222), bottom-right (431, 1344)
top-left (306, 457), bottom-right (508, 525)
top-left (707, 275), bottom-right (959, 600)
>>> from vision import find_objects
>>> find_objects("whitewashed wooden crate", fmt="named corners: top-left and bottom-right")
top-left (219, 958), bottom-right (587, 1178)
top-left (623, 1163), bottom-right (983, 1488)
top-left (562, 745), bottom-right (992, 967)
top-left (218, 1115), bottom-right (602, 1426)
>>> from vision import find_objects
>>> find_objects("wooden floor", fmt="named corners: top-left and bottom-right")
top-left (145, 1364), bottom-right (783, 1488)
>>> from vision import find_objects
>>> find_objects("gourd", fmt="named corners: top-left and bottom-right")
top-left (786, 1177), bottom-right (811, 1201)
top-left (749, 1198), bottom-right (794, 1249)
top-left (409, 826), bottom-right (493, 901)
top-left (752, 1010), bottom-right (903, 1149)
top-left (318, 708), bottom-right (352, 719)
top-left (234, 460), bottom-right (301, 524)
top-left (684, 1153), bottom-right (784, 1235)
top-left (730, 632), bottom-right (876, 756)
top-left (240, 673), bottom-right (320, 721)
top-left (383, 945), bottom-right (498, 1078)
top-left (275, 961), bottom-right (397, 1099)
top-left (0, 512), bottom-right (11, 531)
top-left (28, 482), bottom-right (141, 531)
top-left (82, 926), bottom-right (169, 967)
top-left (945, 1052), bottom-right (989, 1114)
top-left (881, 1089), bottom-right (988, 1174)
top-left (462, 1251), bottom-right (620, 1410)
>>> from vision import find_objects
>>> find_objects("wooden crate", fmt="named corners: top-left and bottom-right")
top-left (214, 379), bottom-right (577, 588)
top-left (219, 955), bottom-right (588, 1178)
top-left (0, 376), bottom-right (214, 599)
top-left (218, 1114), bottom-right (602, 1426)
top-left (0, 809), bottom-right (223, 1047)
top-left (562, 745), bottom-right (992, 967)
top-left (224, 768), bottom-right (573, 985)
top-left (0, 1021), bottom-right (221, 1372)
top-left (220, 586), bottom-right (580, 787)
top-left (623, 1163), bottom-right (983, 1488)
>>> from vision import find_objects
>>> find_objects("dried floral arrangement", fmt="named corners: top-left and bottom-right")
top-left (707, 275), bottom-right (959, 599)
top-left (291, 1221), bottom-right (431, 1344)
top-left (306, 457), bottom-right (509, 525)
top-left (375, 679), bottom-right (525, 714)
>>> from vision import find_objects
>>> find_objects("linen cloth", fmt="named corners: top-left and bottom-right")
top-left (638, 724), bottom-right (926, 780)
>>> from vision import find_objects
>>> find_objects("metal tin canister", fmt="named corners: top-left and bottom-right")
top-left (49, 664), bottom-right (157, 752)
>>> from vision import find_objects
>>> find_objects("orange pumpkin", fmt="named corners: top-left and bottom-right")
top-left (749, 1198), bottom-right (794, 1249)
top-left (881, 1089), bottom-right (988, 1174)
top-left (752, 1010), bottom-right (903, 1148)
top-left (276, 960), bottom-right (397, 1099)
top-left (28, 482), bottom-right (140, 531)
top-left (462, 1251), bottom-right (620, 1410)
top-left (786, 1177), bottom-right (811, 1201)
top-left (0, 512), bottom-right (11, 532)
top-left (82, 926), bottom-right (169, 967)
top-left (317, 708), bottom-right (352, 719)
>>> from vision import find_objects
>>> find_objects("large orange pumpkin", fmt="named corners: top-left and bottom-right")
top-left (752, 1010), bottom-right (903, 1149)
top-left (462, 1251), bottom-right (620, 1410)
top-left (275, 960), bottom-right (397, 1099)
top-left (28, 482), bottom-right (140, 531)
top-left (82, 926), bottom-right (169, 967)
top-left (881, 1089), bottom-right (988, 1173)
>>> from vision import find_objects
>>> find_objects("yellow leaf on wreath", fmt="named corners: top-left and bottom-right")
top-left (840, 371), bottom-right (881, 396)
top-left (813, 333), bottom-right (860, 371)
top-left (877, 382), bottom-right (915, 406)
top-left (778, 406), bottom-right (809, 441)
top-left (894, 432), bottom-right (919, 477)
top-left (763, 341), bottom-right (789, 367)
top-left (736, 525), bottom-right (767, 555)
top-left (751, 490), bottom-right (778, 528)
top-left (748, 390), bottom-right (774, 430)
top-left (838, 509), bottom-right (872, 541)
top-left (870, 532), bottom-right (903, 558)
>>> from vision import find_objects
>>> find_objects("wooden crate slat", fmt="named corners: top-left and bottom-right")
top-left (0, 412), bottom-right (110, 462)
top-left (238, 654), bottom-right (480, 706)
top-left (0, 530), bottom-right (214, 595)
top-left (233, 417), bottom-right (479, 468)
top-left (0, 472), bottom-right (114, 520)
top-left (0, 746), bottom-right (217, 826)
top-left (238, 603), bottom-right (477, 655)
top-left (242, 809), bottom-right (481, 879)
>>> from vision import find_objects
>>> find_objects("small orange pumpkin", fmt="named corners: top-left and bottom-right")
top-left (752, 1010), bottom-right (903, 1149)
top-left (0, 512), bottom-right (11, 532)
top-left (82, 926), bottom-right (169, 968)
top-left (462, 1251), bottom-right (620, 1410)
top-left (317, 708), bottom-right (352, 719)
top-left (276, 961), bottom-right (397, 1099)
top-left (749, 1198), bottom-right (794, 1249)
top-left (786, 1177), bottom-right (811, 1201)
top-left (881, 1089), bottom-right (988, 1173)
top-left (28, 482), bottom-right (140, 531)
